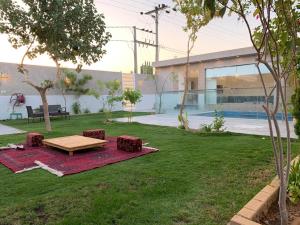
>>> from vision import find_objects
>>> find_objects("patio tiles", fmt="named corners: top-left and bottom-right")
top-left (115, 114), bottom-right (297, 139)
top-left (0, 124), bottom-right (25, 136)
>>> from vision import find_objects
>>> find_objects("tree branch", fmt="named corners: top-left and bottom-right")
top-left (18, 38), bottom-right (36, 80)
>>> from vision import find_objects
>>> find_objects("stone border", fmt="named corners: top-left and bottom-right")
top-left (228, 156), bottom-right (300, 225)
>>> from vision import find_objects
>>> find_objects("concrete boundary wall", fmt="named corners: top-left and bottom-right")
top-left (135, 74), bottom-right (156, 94)
top-left (0, 62), bottom-right (157, 119)
top-left (134, 94), bottom-right (156, 112)
top-left (0, 62), bottom-right (123, 95)
top-left (0, 95), bottom-right (124, 120)
top-left (134, 74), bottom-right (156, 112)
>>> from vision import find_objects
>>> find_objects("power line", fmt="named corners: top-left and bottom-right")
top-left (98, 0), bottom-right (249, 45)
top-left (95, 1), bottom-right (139, 14)
top-left (97, 0), bottom-right (250, 65)
top-left (163, 9), bottom-right (249, 41)
top-left (102, 0), bottom-right (145, 12)
top-left (110, 40), bottom-right (133, 42)
top-left (109, 39), bottom-right (189, 56)
top-left (127, 0), bottom-right (156, 7)
top-left (158, 15), bottom-right (249, 44)
top-left (140, 3), bottom-right (177, 62)
top-left (106, 26), bottom-right (132, 29)
top-left (107, 28), bottom-right (194, 61)
top-left (99, 0), bottom-right (248, 41)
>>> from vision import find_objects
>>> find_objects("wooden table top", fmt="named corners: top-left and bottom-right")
top-left (43, 135), bottom-right (107, 152)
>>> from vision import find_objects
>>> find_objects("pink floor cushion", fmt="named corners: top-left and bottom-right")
top-left (117, 135), bottom-right (142, 152)
top-left (83, 129), bottom-right (105, 140)
top-left (0, 137), bottom-right (158, 176)
top-left (26, 132), bottom-right (44, 147)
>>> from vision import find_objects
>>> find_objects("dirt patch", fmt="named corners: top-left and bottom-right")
top-left (247, 167), bottom-right (274, 186)
top-left (259, 201), bottom-right (300, 225)
top-left (96, 182), bottom-right (111, 190)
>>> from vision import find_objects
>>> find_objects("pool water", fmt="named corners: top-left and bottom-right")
top-left (197, 111), bottom-right (293, 121)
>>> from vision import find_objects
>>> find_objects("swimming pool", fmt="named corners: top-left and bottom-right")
top-left (197, 111), bottom-right (293, 121)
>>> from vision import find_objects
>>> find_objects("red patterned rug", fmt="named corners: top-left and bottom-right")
top-left (0, 137), bottom-right (158, 176)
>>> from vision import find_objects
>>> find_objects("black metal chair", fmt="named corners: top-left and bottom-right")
top-left (26, 106), bottom-right (44, 123)
top-left (39, 105), bottom-right (70, 119)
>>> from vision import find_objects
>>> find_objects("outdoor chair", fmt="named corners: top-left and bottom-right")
top-left (39, 105), bottom-right (70, 119)
top-left (26, 106), bottom-right (44, 123)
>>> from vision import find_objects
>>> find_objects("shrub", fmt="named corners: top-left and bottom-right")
top-left (72, 102), bottom-right (81, 114)
top-left (288, 160), bottom-right (300, 204)
top-left (122, 89), bottom-right (142, 122)
top-left (199, 124), bottom-right (213, 133)
top-left (199, 110), bottom-right (225, 133)
top-left (212, 111), bottom-right (225, 132)
top-left (83, 108), bottom-right (91, 114)
top-left (91, 80), bottom-right (122, 122)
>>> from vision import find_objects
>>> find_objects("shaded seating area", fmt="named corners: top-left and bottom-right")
top-left (26, 105), bottom-right (70, 123)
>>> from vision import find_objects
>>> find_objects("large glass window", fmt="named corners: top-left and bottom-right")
top-left (206, 64), bottom-right (270, 79)
top-left (205, 64), bottom-right (273, 104)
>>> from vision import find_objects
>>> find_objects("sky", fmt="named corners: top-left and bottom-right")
top-left (0, 0), bottom-right (256, 73)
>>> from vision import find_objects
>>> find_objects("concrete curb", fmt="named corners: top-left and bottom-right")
top-left (228, 156), bottom-right (300, 225)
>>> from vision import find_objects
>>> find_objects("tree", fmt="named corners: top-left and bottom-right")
top-left (140, 61), bottom-right (154, 75)
top-left (174, 0), bottom-right (215, 130)
top-left (57, 70), bottom-right (93, 109)
top-left (122, 89), bottom-right (142, 122)
top-left (90, 80), bottom-right (123, 121)
top-left (62, 70), bottom-right (93, 98)
top-left (0, 0), bottom-right (111, 131)
top-left (89, 80), bottom-right (107, 112)
top-left (105, 80), bottom-right (123, 113)
top-left (291, 55), bottom-right (300, 135)
top-left (147, 72), bottom-right (178, 114)
top-left (200, 0), bottom-right (299, 224)
top-left (228, 3), bottom-right (297, 225)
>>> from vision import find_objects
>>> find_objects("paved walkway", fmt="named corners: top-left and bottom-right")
top-left (0, 124), bottom-right (25, 136)
top-left (116, 114), bottom-right (297, 139)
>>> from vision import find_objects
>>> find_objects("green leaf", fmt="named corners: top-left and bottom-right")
top-left (253, 8), bottom-right (260, 17)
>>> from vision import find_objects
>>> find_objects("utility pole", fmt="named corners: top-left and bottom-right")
top-left (133, 26), bottom-right (138, 74)
top-left (107, 26), bottom-right (156, 74)
top-left (155, 10), bottom-right (159, 63)
top-left (140, 4), bottom-right (170, 62)
top-left (132, 27), bottom-right (156, 74)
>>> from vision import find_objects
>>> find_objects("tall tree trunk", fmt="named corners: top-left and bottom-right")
top-left (159, 93), bottom-right (163, 113)
top-left (130, 104), bottom-right (133, 122)
top-left (62, 90), bottom-right (67, 109)
top-left (179, 36), bottom-right (191, 129)
top-left (18, 45), bottom-right (57, 133)
top-left (24, 80), bottom-right (53, 132)
top-left (279, 183), bottom-right (288, 225)
top-left (39, 88), bottom-right (52, 131)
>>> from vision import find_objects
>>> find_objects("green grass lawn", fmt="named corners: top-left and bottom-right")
top-left (0, 112), bottom-right (299, 225)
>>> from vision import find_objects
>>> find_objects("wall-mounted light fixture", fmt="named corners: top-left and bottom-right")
top-left (0, 72), bottom-right (9, 80)
top-left (64, 76), bottom-right (71, 85)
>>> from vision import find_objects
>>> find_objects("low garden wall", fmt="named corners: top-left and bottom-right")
top-left (228, 156), bottom-right (300, 225)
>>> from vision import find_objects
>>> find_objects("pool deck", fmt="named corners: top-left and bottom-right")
top-left (0, 124), bottom-right (25, 136)
top-left (116, 114), bottom-right (297, 139)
